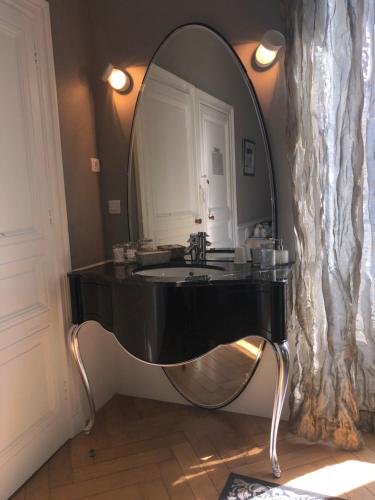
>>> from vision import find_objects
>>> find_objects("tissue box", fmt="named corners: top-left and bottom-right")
top-left (157, 244), bottom-right (185, 261)
top-left (136, 250), bottom-right (171, 266)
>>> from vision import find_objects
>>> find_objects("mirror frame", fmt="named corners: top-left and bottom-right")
top-left (127, 23), bottom-right (278, 244)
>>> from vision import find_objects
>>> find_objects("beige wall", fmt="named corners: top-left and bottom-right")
top-left (49, 0), bottom-right (105, 269)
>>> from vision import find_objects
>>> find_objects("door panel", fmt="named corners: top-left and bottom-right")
top-left (196, 91), bottom-right (237, 248)
top-left (135, 66), bottom-right (200, 245)
top-left (0, 1), bottom-right (71, 497)
top-left (0, 257), bottom-right (48, 322)
top-left (0, 328), bottom-right (54, 452)
top-left (0, 34), bottom-right (32, 234)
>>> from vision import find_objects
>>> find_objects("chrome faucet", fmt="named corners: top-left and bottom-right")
top-left (185, 232), bottom-right (211, 263)
top-left (197, 231), bottom-right (211, 261)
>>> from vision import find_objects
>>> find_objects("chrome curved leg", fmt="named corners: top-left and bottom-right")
top-left (69, 323), bottom-right (96, 434)
top-left (269, 341), bottom-right (289, 478)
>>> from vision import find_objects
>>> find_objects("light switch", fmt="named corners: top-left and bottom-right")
top-left (90, 157), bottom-right (101, 172)
top-left (108, 199), bottom-right (121, 214)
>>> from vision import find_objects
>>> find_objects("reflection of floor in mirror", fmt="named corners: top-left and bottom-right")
top-left (13, 394), bottom-right (375, 499)
top-left (164, 339), bottom-right (263, 407)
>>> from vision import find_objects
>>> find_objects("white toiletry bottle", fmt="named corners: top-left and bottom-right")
top-left (275, 239), bottom-right (289, 265)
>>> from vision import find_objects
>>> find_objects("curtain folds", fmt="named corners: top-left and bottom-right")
top-left (285, 0), bottom-right (375, 448)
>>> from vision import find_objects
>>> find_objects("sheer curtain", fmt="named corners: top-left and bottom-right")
top-left (285, 0), bottom-right (375, 448)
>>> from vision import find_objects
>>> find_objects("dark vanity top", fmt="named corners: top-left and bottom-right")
top-left (69, 260), bottom-right (291, 286)
top-left (68, 260), bottom-right (292, 365)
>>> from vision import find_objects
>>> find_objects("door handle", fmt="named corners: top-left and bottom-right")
top-left (195, 218), bottom-right (202, 224)
top-left (208, 214), bottom-right (215, 220)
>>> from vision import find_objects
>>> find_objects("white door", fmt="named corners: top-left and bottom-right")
top-left (0, 1), bottom-right (71, 497)
top-left (135, 65), bottom-right (201, 245)
top-left (195, 90), bottom-right (237, 248)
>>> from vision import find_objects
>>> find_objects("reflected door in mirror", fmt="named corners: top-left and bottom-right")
top-left (134, 66), bottom-right (199, 245)
top-left (196, 90), bottom-right (236, 247)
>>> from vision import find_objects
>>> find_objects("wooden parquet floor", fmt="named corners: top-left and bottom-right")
top-left (12, 395), bottom-right (375, 499)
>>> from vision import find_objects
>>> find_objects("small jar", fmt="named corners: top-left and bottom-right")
top-left (112, 244), bottom-right (125, 264)
top-left (123, 242), bottom-right (136, 262)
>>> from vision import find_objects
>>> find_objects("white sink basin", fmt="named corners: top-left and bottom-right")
top-left (134, 266), bottom-right (225, 279)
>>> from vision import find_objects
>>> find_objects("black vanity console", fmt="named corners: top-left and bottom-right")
top-left (69, 262), bottom-right (289, 365)
top-left (68, 260), bottom-right (291, 478)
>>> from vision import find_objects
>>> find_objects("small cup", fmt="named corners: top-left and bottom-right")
top-left (260, 249), bottom-right (276, 269)
top-left (123, 242), bottom-right (136, 262)
top-left (112, 244), bottom-right (125, 264)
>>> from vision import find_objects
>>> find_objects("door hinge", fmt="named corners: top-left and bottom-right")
top-left (48, 209), bottom-right (53, 225)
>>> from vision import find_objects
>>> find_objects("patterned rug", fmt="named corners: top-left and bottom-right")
top-left (219, 473), bottom-right (345, 499)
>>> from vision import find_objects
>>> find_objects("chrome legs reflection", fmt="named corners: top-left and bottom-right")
top-left (69, 323), bottom-right (96, 434)
top-left (269, 341), bottom-right (290, 478)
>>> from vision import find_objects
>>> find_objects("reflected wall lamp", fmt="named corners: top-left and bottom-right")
top-left (254, 30), bottom-right (285, 69)
top-left (102, 64), bottom-right (132, 93)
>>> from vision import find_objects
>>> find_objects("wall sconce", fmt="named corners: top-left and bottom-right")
top-left (254, 30), bottom-right (285, 69)
top-left (102, 64), bottom-right (132, 93)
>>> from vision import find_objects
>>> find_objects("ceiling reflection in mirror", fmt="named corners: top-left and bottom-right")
top-left (128, 25), bottom-right (276, 249)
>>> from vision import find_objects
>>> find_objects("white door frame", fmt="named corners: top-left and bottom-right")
top-left (28, 0), bottom-right (78, 432)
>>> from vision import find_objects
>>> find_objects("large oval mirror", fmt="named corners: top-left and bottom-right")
top-left (128, 24), bottom-right (276, 248)
top-left (128, 24), bottom-right (276, 408)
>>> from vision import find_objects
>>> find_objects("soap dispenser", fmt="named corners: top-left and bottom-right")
top-left (275, 239), bottom-right (289, 265)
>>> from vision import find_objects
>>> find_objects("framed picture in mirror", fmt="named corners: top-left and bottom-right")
top-left (243, 138), bottom-right (256, 176)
